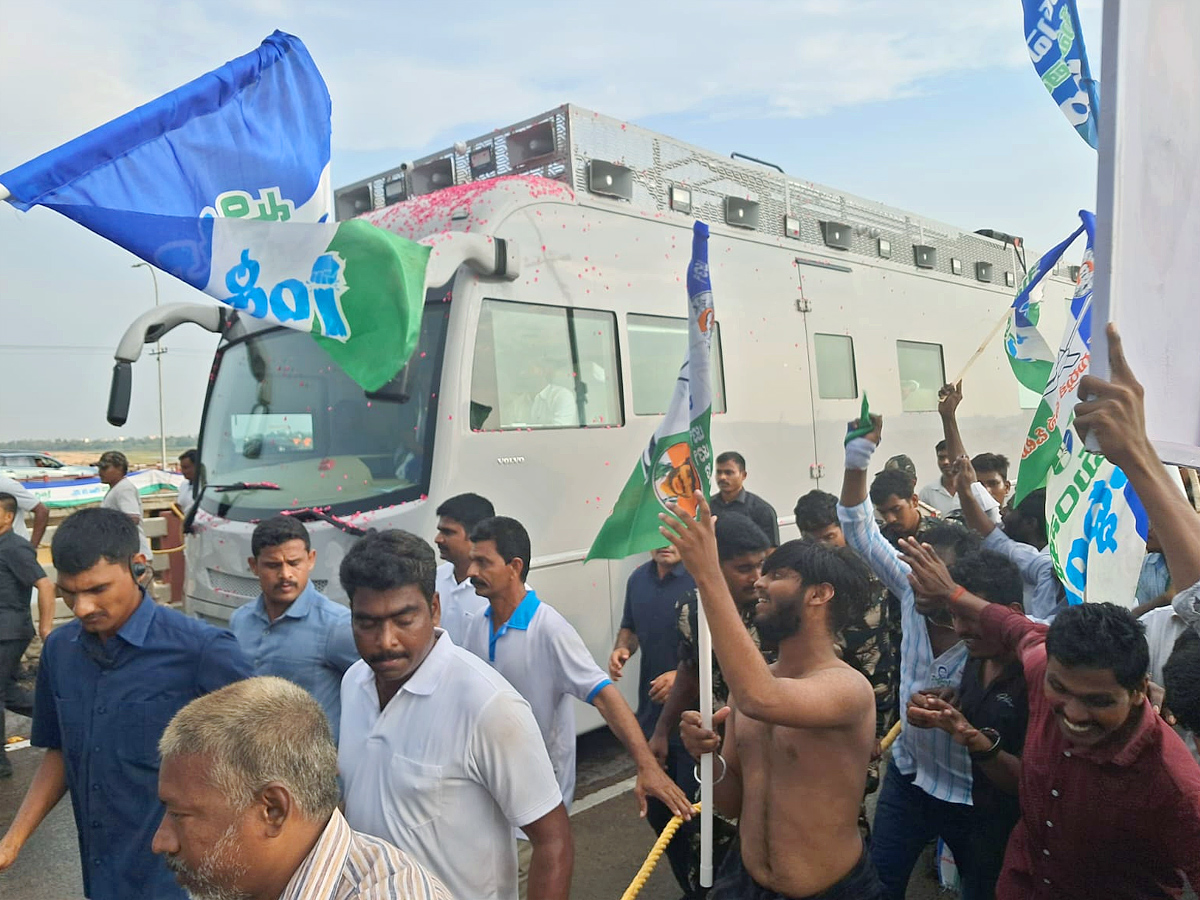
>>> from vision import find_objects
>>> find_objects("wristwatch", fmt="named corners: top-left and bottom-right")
top-left (969, 727), bottom-right (1003, 761)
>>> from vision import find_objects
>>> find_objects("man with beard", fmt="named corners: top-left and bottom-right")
top-left (647, 514), bottom-right (772, 894)
top-left (666, 498), bottom-right (884, 899)
top-left (0, 508), bottom-right (250, 899)
top-left (338, 529), bottom-right (571, 900)
top-left (153, 676), bottom-right (450, 900)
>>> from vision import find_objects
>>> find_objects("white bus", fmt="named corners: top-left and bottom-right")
top-left (110, 105), bottom-right (1075, 728)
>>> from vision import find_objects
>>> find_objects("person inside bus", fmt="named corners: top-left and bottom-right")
top-left (153, 677), bottom-right (451, 900)
top-left (433, 492), bottom-right (496, 644)
top-left (709, 451), bottom-right (780, 546)
top-left (338, 529), bottom-right (572, 900)
top-left (229, 516), bottom-right (359, 743)
top-left (667, 506), bottom-right (886, 899)
top-left (526, 358), bottom-right (577, 427)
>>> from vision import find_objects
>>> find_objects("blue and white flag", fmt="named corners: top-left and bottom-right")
top-left (1021, 0), bottom-right (1100, 149)
top-left (1004, 218), bottom-right (1088, 394)
top-left (0, 31), bottom-right (430, 391)
top-left (1004, 211), bottom-right (1148, 607)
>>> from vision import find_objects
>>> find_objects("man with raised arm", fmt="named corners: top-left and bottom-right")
top-left (839, 415), bottom-right (1010, 899)
top-left (952, 455), bottom-right (1063, 622)
top-left (664, 495), bottom-right (884, 900)
top-left (898, 324), bottom-right (1200, 900)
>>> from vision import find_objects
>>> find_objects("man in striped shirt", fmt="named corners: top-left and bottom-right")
top-left (153, 676), bottom-right (451, 900)
top-left (839, 415), bottom-right (993, 900)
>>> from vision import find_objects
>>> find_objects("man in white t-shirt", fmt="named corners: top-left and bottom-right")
top-left (338, 529), bottom-right (572, 900)
top-left (175, 449), bottom-right (197, 515)
top-left (432, 492), bottom-right (494, 643)
top-left (1141, 580), bottom-right (1200, 763)
top-left (461, 516), bottom-right (692, 894)
top-left (95, 451), bottom-right (152, 561)
top-left (0, 476), bottom-right (49, 548)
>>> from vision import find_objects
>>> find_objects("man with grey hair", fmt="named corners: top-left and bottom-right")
top-left (153, 676), bottom-right (452, 900)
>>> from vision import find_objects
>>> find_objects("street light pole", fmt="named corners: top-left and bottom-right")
top-left (132, 262), bottom-right (168, 472)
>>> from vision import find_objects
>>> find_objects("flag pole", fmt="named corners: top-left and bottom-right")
top-left (697, 598), bottom-right (714, 888)
top-left (951, 307), bottom-right (1010, 384)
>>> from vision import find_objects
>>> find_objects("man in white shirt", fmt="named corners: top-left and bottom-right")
top-left (95, 451), bottom-right (152, 561)
top-left (175, 449), bottom-right (197, 515)
top-left (433, 492), bottom-right (494, 643)
top-left (918, 439), bottom-right (960, 517)
top-left (0, 476), bottom-right (49, 548)
top-left (1142, 581), bottom-right (1200, 763)
top-left (461, 516), bottom-right (692, 894)
top-left (338, 529), bottom-right (572, 900)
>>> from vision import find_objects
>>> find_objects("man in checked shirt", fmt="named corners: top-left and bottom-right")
top-left (153, 676), bottom-right (453, 900)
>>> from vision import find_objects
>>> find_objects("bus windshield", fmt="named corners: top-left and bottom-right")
top-left (197, 296), bottom-right (450, 520)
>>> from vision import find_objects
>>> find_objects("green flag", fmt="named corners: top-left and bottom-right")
top-left (588, 222), bottom-right (715, 560)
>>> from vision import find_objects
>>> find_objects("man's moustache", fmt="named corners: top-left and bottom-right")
top-left (367, 652), bottom-right (408, 664)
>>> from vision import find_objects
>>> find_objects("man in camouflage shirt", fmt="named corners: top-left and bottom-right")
top-left (649, 514), bottom-right (772, 898)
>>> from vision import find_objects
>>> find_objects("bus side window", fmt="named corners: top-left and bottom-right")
top-left (896, 340), bottom-right (946, 411)
top-left (471, 299), bottom-right (623, 431)
top-left (813, 333), bottom-right (858, 399)
top-left (627, 313), bottom-right (727, 415)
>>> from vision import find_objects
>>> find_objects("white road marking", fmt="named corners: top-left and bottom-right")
top-left (571, 776), bottom-right (637, 816)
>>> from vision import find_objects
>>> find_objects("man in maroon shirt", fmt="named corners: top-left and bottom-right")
top-left (897, 323), bottom-right (1200, 899)
top-left (904, 540), bottom-right (1200, 899)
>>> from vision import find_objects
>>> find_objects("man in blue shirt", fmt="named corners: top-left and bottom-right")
top-left (0, 508), bottom-right (250, 899)
top-left (230, 515), bottom-right (358, 741)
top-left (609, 543), bottom-right (696, 897)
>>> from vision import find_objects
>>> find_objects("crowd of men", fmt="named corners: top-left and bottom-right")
top-left (0, 325), bottom-right (1198, 900)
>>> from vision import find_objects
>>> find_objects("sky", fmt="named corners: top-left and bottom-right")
top-left (0, 0), bottom-right (1102, 441)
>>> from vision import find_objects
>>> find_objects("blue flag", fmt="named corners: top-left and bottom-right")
top-left (0, 31), bottom-right (432, 391)
top-left (1021, 0), bottom-right (1100, 149)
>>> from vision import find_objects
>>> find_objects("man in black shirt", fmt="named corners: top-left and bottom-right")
top-left (905, 549), bottom-right (1028, 900)
top-left (0, 492), bottom-right (56, 777)
top-left (708, 451), bottom-right (779, 546)
top-left (609, 544), bottom-right (697, 897)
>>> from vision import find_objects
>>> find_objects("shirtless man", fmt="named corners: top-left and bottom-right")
top-left (663, 493), bottom-right (884, 900)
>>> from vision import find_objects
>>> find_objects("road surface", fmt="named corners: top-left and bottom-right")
top-left (2, 720), bottom-right (946, 899)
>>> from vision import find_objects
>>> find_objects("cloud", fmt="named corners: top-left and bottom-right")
top-left (2, 0), bottom-right (1049, 164)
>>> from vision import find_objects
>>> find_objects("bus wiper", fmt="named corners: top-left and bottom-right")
top-left (210, 481), bottom-right (282, 492)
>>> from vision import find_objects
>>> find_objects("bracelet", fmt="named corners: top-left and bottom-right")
top-left (949, 585), bottom-right (966, 604)
top-left (969, 727), bottom-right (1003, 761)
top-left (694, 752), bottom-right (728, 786)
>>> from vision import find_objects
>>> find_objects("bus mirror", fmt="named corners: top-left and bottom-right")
top-left (107, 362), bottom-right (132, 426)
top-left (366, 365), bottom-right (412, 404)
